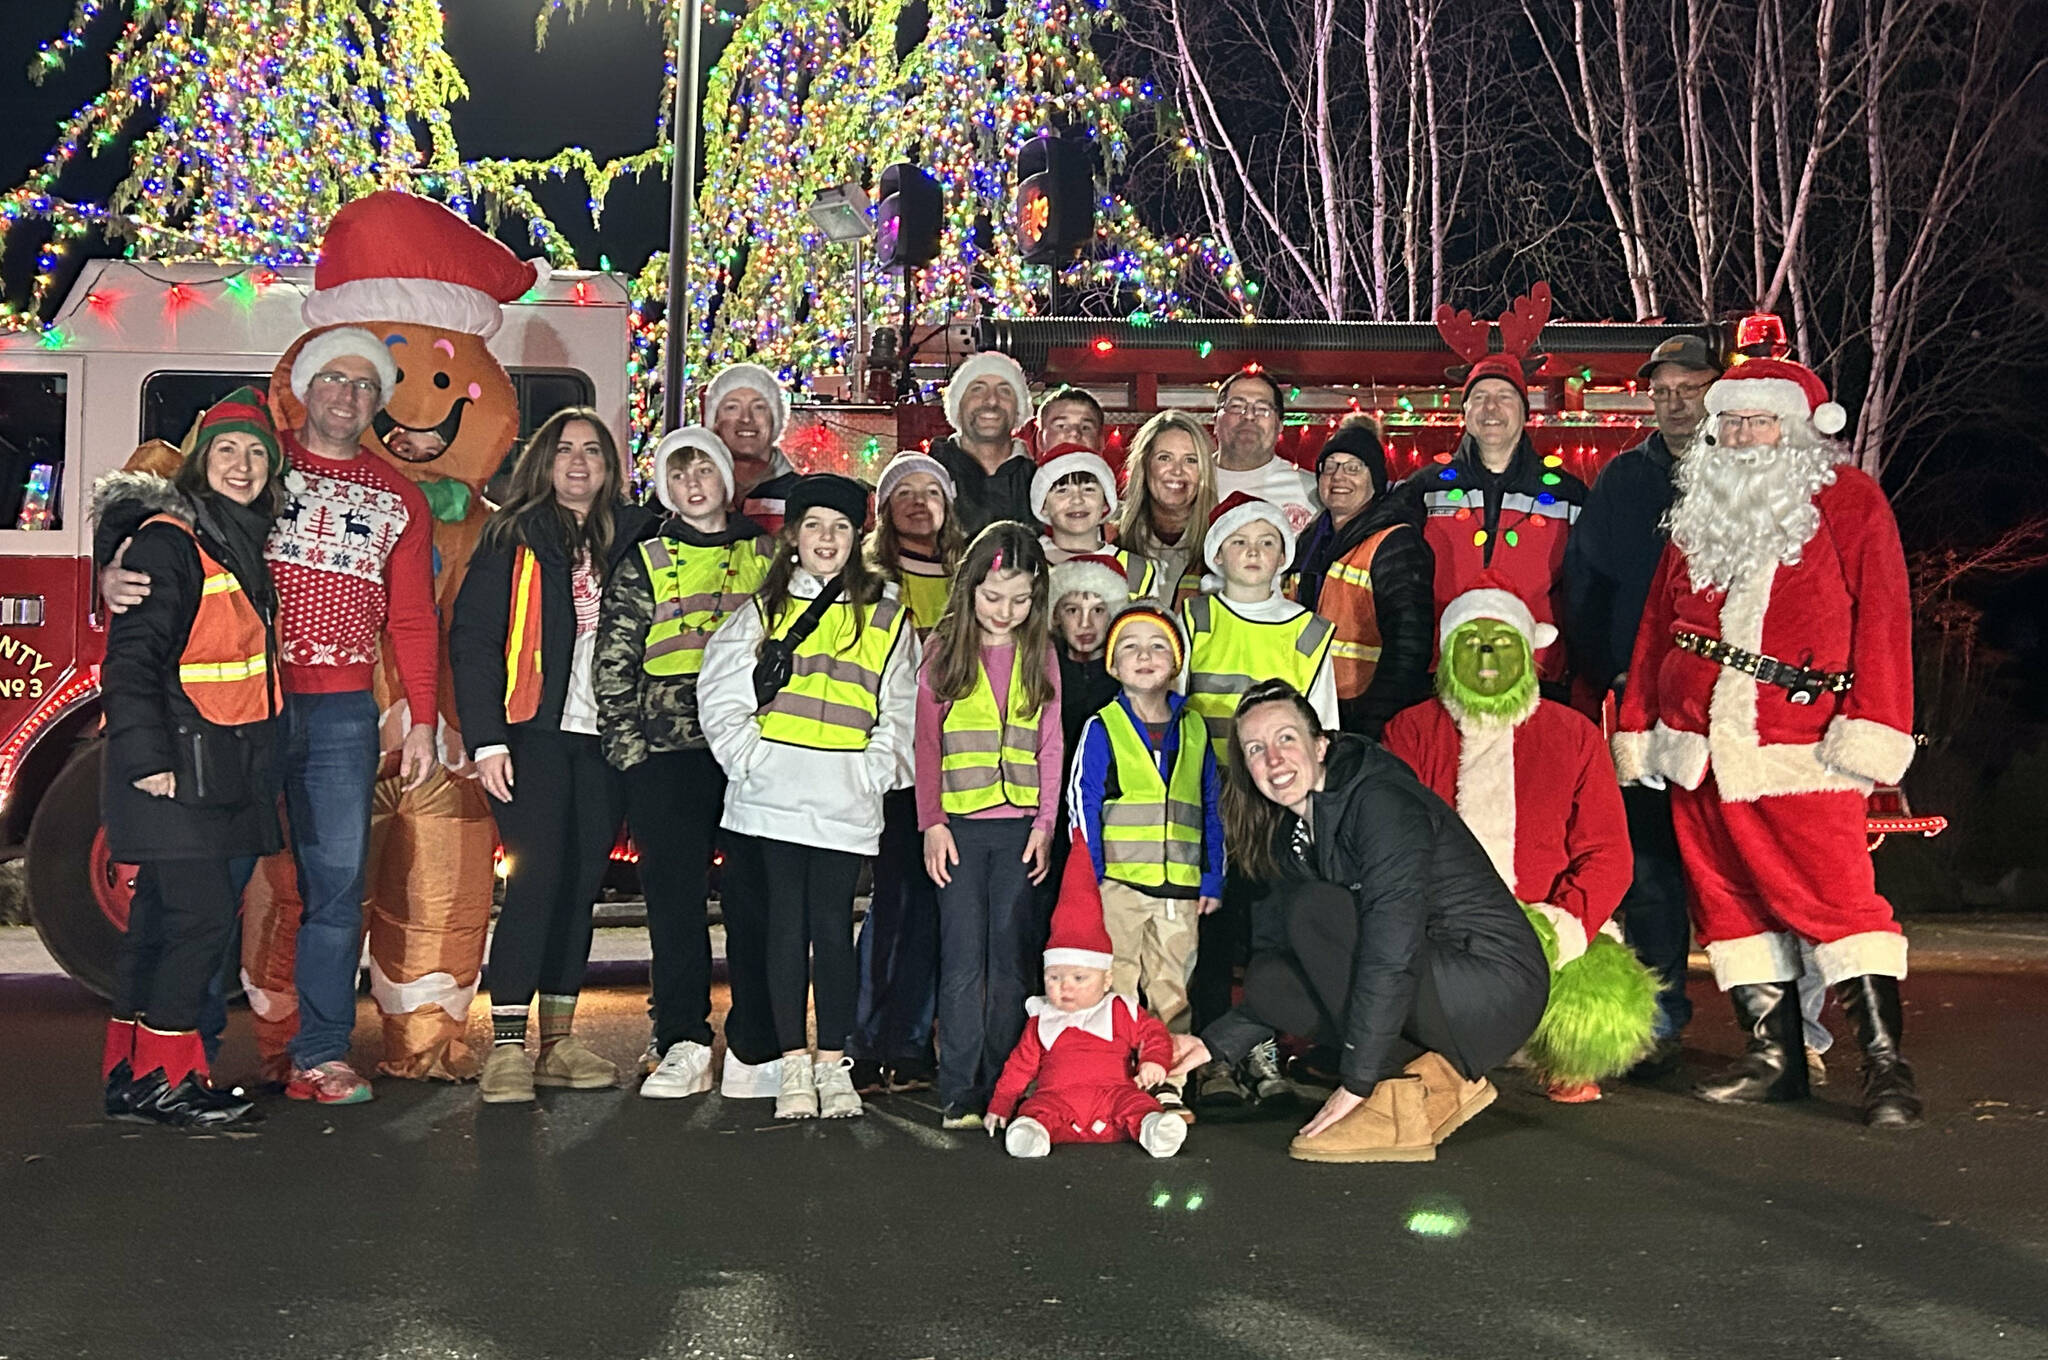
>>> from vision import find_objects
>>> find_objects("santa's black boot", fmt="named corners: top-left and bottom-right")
top-left (1831, 974), bottom-right (1923, 1129)
top-left (1694, 981), bottom-right (1810, 1104)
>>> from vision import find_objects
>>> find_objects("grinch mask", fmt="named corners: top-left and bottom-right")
top-left (1439, 618), bottom-right (1538, 723)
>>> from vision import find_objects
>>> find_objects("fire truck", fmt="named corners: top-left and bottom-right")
top-left (0, 289), bottom-right (1939, 994)
top-left (0, 260), bottom-right (631, 993)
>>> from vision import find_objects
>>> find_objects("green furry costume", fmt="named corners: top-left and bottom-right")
top-left (1383, 604), bottom-right (1659, 1087)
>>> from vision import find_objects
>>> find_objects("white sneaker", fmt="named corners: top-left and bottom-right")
top-left (775, 1055), bottom-right (818, 1120)
top-left (1004, 1116), bottom-right (1051, 1158)
top-left (814, 1058), bottom-right (864, 1119)
top-left (720, 1051), bottom-right (783, 1100)
top-left (1139, 1110), bottom-right (1187, 1159)
top-left (640, 1040), bottom-right (714, 1100)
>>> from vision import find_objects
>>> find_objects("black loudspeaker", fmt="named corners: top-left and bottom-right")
top-left (1015, 134), bottom-right (1094, 265)
top-left (876, 163), bottom-right (943, 270)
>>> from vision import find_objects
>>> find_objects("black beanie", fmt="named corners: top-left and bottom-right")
top-left (784, 473), bottom-right (871, 532)
top-left (1316, 422), bottom-right (1389, 496)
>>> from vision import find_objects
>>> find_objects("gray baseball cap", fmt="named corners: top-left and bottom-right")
top-left (1637, 334), bottom-right (1723, 379)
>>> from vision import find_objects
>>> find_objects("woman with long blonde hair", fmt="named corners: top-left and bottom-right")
top-left (1113, 410), bottom-right (1219, 606)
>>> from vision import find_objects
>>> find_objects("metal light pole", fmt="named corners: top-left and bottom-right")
top-left (661, 1), bottom-right (704, 431)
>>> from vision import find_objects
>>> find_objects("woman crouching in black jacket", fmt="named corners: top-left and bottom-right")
top-left (450, 408), bottom-right (653, 1104)
top-left (1171, 679), bottom-right (1548, 1163)
top-left (96, 387), bottom-right (287, 1128)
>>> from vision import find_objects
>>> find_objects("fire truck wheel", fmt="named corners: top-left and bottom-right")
top-left (25, 742), bottom-right (121, 1000)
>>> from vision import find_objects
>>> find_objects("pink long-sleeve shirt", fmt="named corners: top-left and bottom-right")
top-left (916, 640), bottom-right (1064, 835)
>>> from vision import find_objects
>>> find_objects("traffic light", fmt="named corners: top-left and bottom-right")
top-left (876, 163), bottom-right (942, 270)
top-left (1015, 133), bottom-right (1094, 265)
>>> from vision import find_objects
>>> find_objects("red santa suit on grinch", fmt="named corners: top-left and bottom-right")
top-left (987, 836), bottom-right (1185, 1157)
top-left (1382, 581), bottom-right (1632, 964)
top-left (1612, 357), bottom-right (1922, 1127)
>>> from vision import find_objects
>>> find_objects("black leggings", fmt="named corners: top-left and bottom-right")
top-left (760, 840), bottom-right (864, 1054)
top-left (625, 748), bottom-right (724, 1050)
top-left (486, 728), bottom-right (622, 1006)
top-left (117, 859), bottom-right (241, 1033)
top-left (1238, 883), bottom-right (1470, 1081)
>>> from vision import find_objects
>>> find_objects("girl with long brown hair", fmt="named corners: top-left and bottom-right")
top-left (451, 408), bottom-right (652, 1103)
top-left (915, 523), bottom-right (1066, 1127)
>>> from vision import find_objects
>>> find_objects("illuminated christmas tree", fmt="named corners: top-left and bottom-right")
top-left (548, 0), bottom-right (1251, 449)
top-left (0, 0), bottom-right (578, 330)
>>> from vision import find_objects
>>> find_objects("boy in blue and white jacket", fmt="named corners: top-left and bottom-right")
top-left (1066, 604), bottom-right (1225, 1114)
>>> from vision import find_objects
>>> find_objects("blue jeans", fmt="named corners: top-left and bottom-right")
top-left (849, 789), bottom-right (939, 1068)
top-left (934, 817), bottom-right (1036, 1112)
top-left (280, 691), bottom-right (380, 1069)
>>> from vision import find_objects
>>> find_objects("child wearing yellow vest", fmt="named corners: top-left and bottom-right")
top-left (1031, 441), bottom-right (1157, 598)
top-left (699, 474), bottom-right (921, 1122)
top-left (847, 451), bottom-right (966, 1094)
top-left (1067, 604), bottom-right (1224, 1118)
top-left (917, 523), bottom-right (1066, 1127)
top-left (595, 426), bottom-right (776, 1100)
top-left (1179, 491), bottom-right (1339, 1104)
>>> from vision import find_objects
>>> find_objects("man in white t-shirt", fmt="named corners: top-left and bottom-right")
top-left (1210, 368), bottom-right (1320, 554)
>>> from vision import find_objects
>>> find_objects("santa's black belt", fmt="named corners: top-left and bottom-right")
top-left (1673, 631), bottom-right (1852, 706)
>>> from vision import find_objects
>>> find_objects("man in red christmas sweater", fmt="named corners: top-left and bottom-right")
top-left (1613, 357), bottom-right (1921, 1128)
top-left (103, 330), bottom-right (440, 1106)
top-left (985, 833), bottom-right (1189, 1159)
top-left (1384, 576), bottom-right (1646, 1102)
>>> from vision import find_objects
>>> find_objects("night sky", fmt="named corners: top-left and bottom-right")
top-left (0, 0), bottom-right (686, 284)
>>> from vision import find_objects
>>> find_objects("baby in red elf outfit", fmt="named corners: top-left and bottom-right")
top-left (986, 831), bottom-right (1189, 1159)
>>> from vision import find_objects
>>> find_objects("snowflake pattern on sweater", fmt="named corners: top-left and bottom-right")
top-left (268, 463), bottom-right (414, 667)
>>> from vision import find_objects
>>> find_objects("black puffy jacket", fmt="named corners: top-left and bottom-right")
top-left (1249, 734), bottom-right (1548, 1093)
top-left (94, 474), bottom-right (283, 863)
top-left (1295, 481), bottom-right (1436, 738)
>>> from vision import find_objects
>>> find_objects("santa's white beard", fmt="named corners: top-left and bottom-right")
top-left (1665, 425), bottom-right (1844, 592)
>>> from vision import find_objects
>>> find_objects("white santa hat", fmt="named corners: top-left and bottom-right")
top-left (1705, 355), bottom-right (1848, 437)
top-left (301, 190), bottom-right (545, 341)
top-left (1203, 491), bottom-right (1296, 577)
top-left (703, 363), bottom-right (790, 446)
top-left (1044, 829), bottom-right (1116, 971)
top-left (287, 326), bottom-right (399, 405)
top-left (1438, 571), bottom-right (1559, 649)
top-left (651, 425), bottom-right (736, 510)
top-left (1030, 441), bottom-right (1120, 522)
top-left (943, 351), bottom-right (1032, 435)
top-left (875, 449), bottom-right (956, 506)
top-left (1049, 552), bottom-right (1131, 610)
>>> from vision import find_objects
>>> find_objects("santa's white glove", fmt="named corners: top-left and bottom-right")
top-left (1529, 902), bottom-right (1589, 969)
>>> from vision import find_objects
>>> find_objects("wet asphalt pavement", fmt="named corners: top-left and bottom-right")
top-left (2, 962), bottom-right (2045, 1360)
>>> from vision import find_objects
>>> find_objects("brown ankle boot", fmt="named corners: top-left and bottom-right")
top-left (1402, 1051), bottom-right (1498, 1144)
top-left (1288, 1075), bottom-right (1436, 1163)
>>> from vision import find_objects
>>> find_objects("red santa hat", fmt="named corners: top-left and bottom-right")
top-left (1045, 831), bottom-right (1116, 971)
top-left (943, 351), bottom-right (1032, 435)
top-left (301, 191), bottom-right (545, 340)
top-left (1031, 441), bottom-right (1120, 521)
top-left (1203, 491), bottom-right (1296, 576)
top-left (1048, 551), bottom-right (1130, 610)
top-left (703, 362), bottom-right (791, 446)
top-left (1438, 571), bottom-right (1558, 649)
top-left (1706, 356), bottom-right (1848, 437)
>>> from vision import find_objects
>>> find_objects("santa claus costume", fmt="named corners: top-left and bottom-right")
top-left (1382, 577), bottom-right (1653, 1101)
top-left (1613, 357), bottom-right (1922, 1127)
top-left (986, 836), bottom-right (1187, 1158)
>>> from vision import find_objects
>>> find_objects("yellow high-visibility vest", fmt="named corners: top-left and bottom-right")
top-left (896, 558), bottom-right (952, 633)
top-left (1181, 594), bottom-right (1335, 763)
top-left (755, 595), bottom-right (908, 751)
top-left (1097, 701), bottom-right (1206, 891)
top-left (142, 513), bottom-right (276, 727)
top-left (938, 645), bottom-right (1044, 814)
top-left (641, 534), bottom-right (774, 676)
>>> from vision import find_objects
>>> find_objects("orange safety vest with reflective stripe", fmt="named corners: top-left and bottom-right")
top-left (504, 545), bottom-right (545, 724)
top-left (142, 513), bottom-right (277, 727)
top-left (1320, 526), bottom-right (1399, 700)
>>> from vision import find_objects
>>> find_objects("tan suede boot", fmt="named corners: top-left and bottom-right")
top-left (1288, 1075), bottom-right (1436, 1163)
top-left (1403, 1051), bottom-right (1497, 1144)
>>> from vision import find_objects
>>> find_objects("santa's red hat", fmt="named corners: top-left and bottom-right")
top-left (1203, 490), bottom-right (1296, 576)
top-left (302, 191), bottom-right (546, 340)
top-left (1030, 441), bottom-right (1118, 521)
top-left (1045, 831), bottom-right (1115, 971)
top-left (1439, 571), bottom-right (1558, 649)
top-left (1706, 356), bottom-right (1848, 437)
